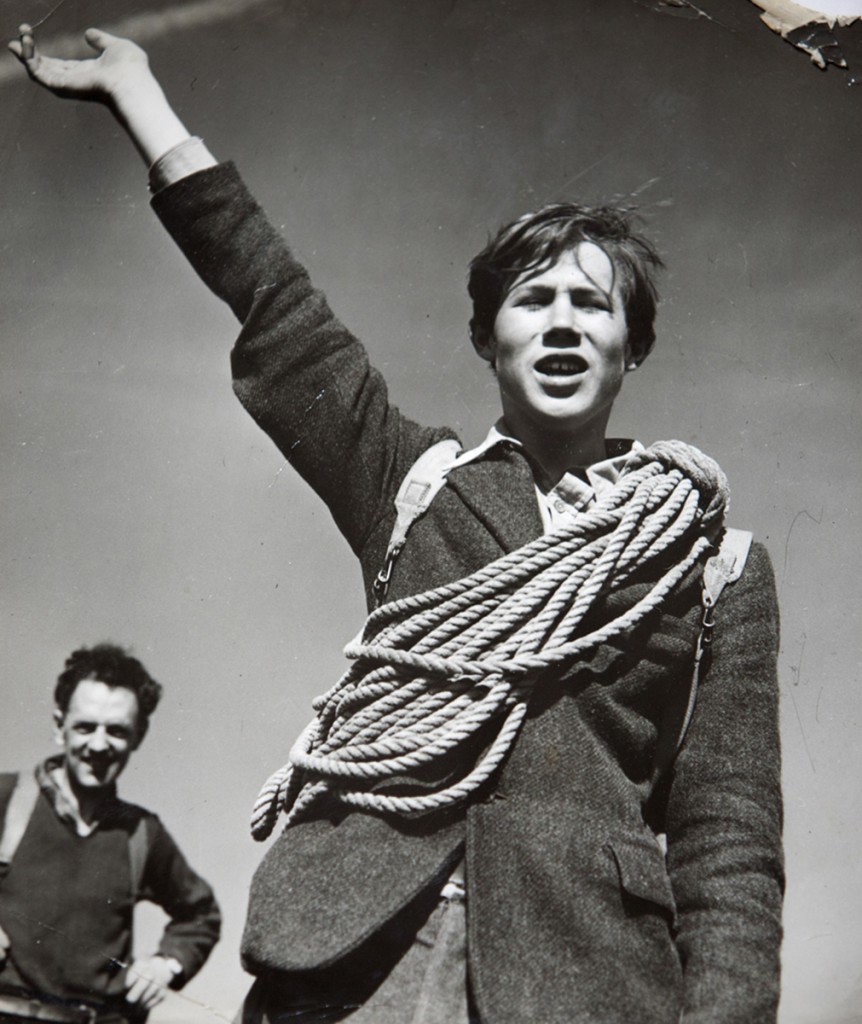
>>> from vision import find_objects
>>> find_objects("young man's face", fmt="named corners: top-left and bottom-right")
top-left (474, 243), bottom-right (631, 449)
top-left (53, 679), bottom-right (143, 793)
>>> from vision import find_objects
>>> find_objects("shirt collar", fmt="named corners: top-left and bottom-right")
top-left (460, 419), bottom-right (643, 487)
top-left (36, 755), bottom-right (119, 837)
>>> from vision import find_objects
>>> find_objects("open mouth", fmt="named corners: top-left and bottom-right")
top-left (534, 354), bottom-right (588, 378)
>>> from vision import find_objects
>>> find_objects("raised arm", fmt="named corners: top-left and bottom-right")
top-left (8, 24), bottom-right (197, 167)
top-left (8, 25), bottom-right (448, 576)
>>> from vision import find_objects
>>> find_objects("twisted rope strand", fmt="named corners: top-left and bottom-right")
top-left (250, 441), bottom-right (728, 840)
top-left (295, 680), bottom-right (516, 781)
top-left (332, 698), bottom-right (530, 817)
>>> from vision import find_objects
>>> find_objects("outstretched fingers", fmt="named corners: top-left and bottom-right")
top-left (84, 27), bottom-right (120, 53)
top-left (6, 24), bottom-right (178, 161)
top-left (8, 23), bottom-right (69, 90)
top-left (8, 23), bottom-right (35, 63)
top-left (6, 24), bottom-right (149, 101)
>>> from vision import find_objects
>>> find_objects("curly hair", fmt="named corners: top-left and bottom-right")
top-left (54, 643), bottom-right (163, 723)
top-left (467, 202), bottom-right (664, 367)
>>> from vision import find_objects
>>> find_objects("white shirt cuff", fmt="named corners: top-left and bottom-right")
top-left (148, 137), bottom-right (218, 193)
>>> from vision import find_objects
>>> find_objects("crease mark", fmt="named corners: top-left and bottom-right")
top-left (786, 682), bottom-right (816, 773)
top-left (781, 506), bottom-right (823, 583)
top-left (27, 0), bottom-right (70, 31)
top-left (270, 388), bottom-right (326, 483)
top-left (632, 0), bottom-right (738, 33)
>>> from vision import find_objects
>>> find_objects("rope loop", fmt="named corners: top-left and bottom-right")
top-left (250, 440), bottom-right (726, 841)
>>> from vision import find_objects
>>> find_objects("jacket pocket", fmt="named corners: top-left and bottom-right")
top-left (606, 832), bottom-right (677, 925)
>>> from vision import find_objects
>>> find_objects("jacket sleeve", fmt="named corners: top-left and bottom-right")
top-left (138, 815), bottom-right (221, 987)
top-left (151, 163), bottom-right (451, 557)
top-left (665, 541), bottom-right (784, 1023)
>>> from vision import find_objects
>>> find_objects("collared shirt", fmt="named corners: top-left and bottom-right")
top-left (36, 755), bottom-right (114, 837)
top-left (455, 421), bottom-right (644, 534)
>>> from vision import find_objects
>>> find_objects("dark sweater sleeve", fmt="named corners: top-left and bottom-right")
top-left (665, 541), bottom-right (784, 1023)
top-left (151, 163), bottom-right (451, 557)
top-left (139, 816), bottom-right (221, 987)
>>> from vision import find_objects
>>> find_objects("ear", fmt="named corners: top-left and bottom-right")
top-left (624, 338), bottom-right (639, 372)
top-left (131, 718), bottom-right (148, 751)
top-left (470, 321), bottom-right (496, 366)
top-left (52, 708), bottom-right (65, 747)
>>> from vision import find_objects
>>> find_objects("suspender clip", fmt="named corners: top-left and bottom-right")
top-left (373, 551), bottom-right (397, 604)
top-left (701, 596), bottom-right (716, 646)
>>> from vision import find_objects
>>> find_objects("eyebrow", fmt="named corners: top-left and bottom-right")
top-left (72, 719), bottom-right (132, 731)
top-left (510, 282), bottom-right (611, 303)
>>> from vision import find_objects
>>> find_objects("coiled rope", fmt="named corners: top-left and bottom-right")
top-left (251, 440), bottom-right (728, 840)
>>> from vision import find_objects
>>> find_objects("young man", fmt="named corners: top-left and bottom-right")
top-left (0, 645), bottom-right (221, 1023)
top-left (9, 26), bottom-right (783, 1024)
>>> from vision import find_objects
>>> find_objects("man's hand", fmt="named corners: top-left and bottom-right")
top-left (6, 25), bottom-right (195, 167)
top-left (7, 25), bottom-right (152, 106)
top-left (124, 955), bottom-right (179, 1011)
top-left (0, 922), bottom-right (10, 968)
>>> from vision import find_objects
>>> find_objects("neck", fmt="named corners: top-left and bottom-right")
top-left (56, 763), bottom-right (108, 828)
top-left (501, 417), bottom-right (609, 486)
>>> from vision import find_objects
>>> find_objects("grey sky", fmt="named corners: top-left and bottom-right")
top-left (1, 1), bottom-right (860, 1020)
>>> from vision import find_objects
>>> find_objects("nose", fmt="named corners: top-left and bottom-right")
top-left (87, 727), bottom-right (110, 753)
top-left (546, 294), bottom-right (580, 338)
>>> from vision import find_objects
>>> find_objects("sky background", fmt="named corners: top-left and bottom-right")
top-left (0, 0), bottom-right (860, 1021)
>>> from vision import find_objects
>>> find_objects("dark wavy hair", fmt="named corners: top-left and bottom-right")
top-left (54, 643), bottom-right (163, 724)
top-left (468, 202), bottom-right (664, 367)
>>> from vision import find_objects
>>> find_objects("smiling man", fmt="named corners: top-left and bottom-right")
top-left (0, 645), bottom-right (220, 1024)
top-left (10, 25), bottom-right (784, 1024)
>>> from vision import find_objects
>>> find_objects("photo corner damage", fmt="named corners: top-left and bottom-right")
top-left (752, 0), bottom-right (862, 83)
top-left (636, 0), bottom-right (862, 84)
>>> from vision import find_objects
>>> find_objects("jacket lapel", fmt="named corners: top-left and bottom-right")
top-left (447, 447), bottom-right (543, 555)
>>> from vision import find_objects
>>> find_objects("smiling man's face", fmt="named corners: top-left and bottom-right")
top-left (474, 243), bottom-right (631, 452)
top-left (53, 679), bottom-right (142, 794)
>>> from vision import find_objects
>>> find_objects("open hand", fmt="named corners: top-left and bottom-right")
top-left (8, 24), bottom-right (151, 104)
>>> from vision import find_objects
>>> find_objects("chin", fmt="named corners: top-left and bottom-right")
top-left (533, 407), bottom-right (596, 433)
top-left (75, 767), bottom-right (115, 788)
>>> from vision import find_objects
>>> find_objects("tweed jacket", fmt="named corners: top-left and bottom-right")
top-left (152, 164), bottom-right (783, 1024)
